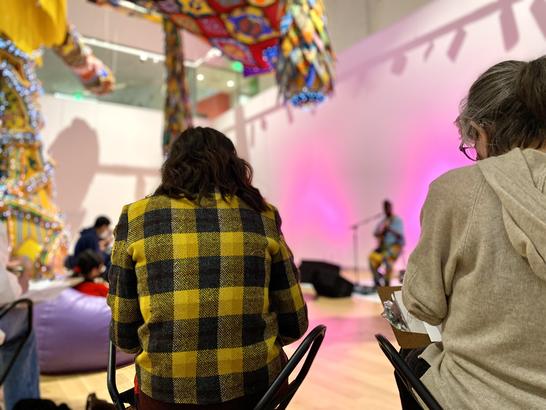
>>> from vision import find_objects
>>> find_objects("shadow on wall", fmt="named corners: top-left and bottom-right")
top-left (48, 118), bottom-right (99, 236)
top-left (48, 119), bottom-right (160, 241)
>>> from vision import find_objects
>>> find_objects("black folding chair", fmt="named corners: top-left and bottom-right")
top-left (107, 324), bottom-right (327, 410)
top-left (375, 334), bottom-right (442, 410)
top-left (107, 342), bottom-right (136, 410)
top-left (0, 298), bottom-right (33, 386)
top-left (254, 324), bottom-right (327, 410)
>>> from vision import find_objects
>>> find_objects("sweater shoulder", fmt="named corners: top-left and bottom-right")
top-left (429, 165), bottom-right (484, 203)
top-left (432, 164), bottom-right (483, 189)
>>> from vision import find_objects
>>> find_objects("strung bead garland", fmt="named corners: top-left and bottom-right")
top-left (1, 35), bottom-right (67, 277)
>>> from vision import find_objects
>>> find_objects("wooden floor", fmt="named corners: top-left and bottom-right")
top-left (40, 284), bottom-right (400, 410)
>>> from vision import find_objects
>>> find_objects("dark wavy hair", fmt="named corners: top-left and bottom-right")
top-left (155, 127), bottom-right (268, 212)
top-left (74, 250), bottom-right (103, 279)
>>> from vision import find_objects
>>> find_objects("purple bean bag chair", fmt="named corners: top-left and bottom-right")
top-left (34, 288), bottom-right (134, 374)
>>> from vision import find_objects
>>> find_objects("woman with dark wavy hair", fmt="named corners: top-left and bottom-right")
top-left (108, 127), bottom-right (308, 409)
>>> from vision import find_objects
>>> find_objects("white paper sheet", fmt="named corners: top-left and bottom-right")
top-left (393, 290), bottom-right (442, 341)
top-left (21, 277), bottom-right (83, 303)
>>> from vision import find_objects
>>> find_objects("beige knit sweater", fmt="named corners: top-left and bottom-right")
top-left (402, 148), bottom-right (546, 409)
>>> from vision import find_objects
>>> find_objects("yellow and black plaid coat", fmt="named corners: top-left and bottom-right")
top-left (107, 193), bottom-right (308, 405)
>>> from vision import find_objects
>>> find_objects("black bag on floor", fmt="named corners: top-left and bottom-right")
top-left (14, 399), bottom-right (71, 410)
top-left (86, 393), bottom-right (117, 410)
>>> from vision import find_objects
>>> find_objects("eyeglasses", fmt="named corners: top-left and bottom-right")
top-left (459, 142), bottom-right (479, 162)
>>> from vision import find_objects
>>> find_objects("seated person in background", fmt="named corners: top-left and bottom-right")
top-left (72, 250), bottom-right (108, 298)
top-left (75, 216), bottom-right (112, 257)
top-left (400, 56), bottom-right (546, 409)
top-left (369, 200), bottom-right (405, 287)
top-left (0, 222), bottom-right (40, 409)
top-left (108, 127), bottom-right (309, 410)
top-left (73, 216), bottom-right (113, 277)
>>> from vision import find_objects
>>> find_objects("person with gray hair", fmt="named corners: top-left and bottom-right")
top-left (398, 55), bottom-right (546, 409)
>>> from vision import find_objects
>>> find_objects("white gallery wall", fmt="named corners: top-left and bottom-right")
top-left (40, 95), bottom-right (164, 245)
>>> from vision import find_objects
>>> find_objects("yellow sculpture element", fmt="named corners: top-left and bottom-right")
top-left (0, 0), bottom-right (115, 277)
top-left (0, 0), bottom-right (68, 54)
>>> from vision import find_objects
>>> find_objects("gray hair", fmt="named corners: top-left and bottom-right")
top-left (455, 56), bottom-right (546, 156)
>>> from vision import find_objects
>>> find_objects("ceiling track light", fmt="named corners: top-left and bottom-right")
top-left (446, 29), bottom-right (466, 62)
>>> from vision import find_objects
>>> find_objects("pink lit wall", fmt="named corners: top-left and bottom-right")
top-left (213, 0), bottom-right (546, 268)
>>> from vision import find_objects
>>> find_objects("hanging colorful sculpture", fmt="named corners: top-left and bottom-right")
top-left (90, 0), bottom-right (334, 150)
top-left (90, 0), bottom-right (335, 107)
top-left (277, 0), bottom-right (334, 106)
top-left (163, 18), bottom-right (194, 154)
top-left (0, 0), bottom-right (115, 277)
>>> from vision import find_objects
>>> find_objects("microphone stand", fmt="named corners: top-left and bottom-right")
top-left (350, 213), bottom-right (382, 286)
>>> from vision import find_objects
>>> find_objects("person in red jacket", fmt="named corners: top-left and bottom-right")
top-left (73, 250), bottom-right (108, 297)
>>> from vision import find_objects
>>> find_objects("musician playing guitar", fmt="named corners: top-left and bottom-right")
top-left (369, 200), bottom-right (405, 287)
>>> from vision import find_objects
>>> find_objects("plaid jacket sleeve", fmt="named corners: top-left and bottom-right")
top-left (270, 210), bottom-right (309, 345)
top-left (107, 205), bottom-right (143, 354)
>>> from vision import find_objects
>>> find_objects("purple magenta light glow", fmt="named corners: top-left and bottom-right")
top-left (214, 0), bottom-right (546, 268)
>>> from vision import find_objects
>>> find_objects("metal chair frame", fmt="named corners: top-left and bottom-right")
top-left (254, 324), bottom-right (327, 410)
top-left (375, 334), bottom-right (442, 410)
top-left (107, 325), bottom-right (327, 410)
top-left (107, 342), bottom-right (136, 410)
top-left (0, 298), bottom-right (33, 386)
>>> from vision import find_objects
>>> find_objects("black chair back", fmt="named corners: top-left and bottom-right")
top-left (0, 298), bottom-right (33, 386)
top-left (107, 342), bottom-right (135, 410)
top-left (254, 325), bottom-right (327, 410)
top-left (375, 334), bottom-right (442, 410)
top-left (107, 325), bottom-right (327, 410)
